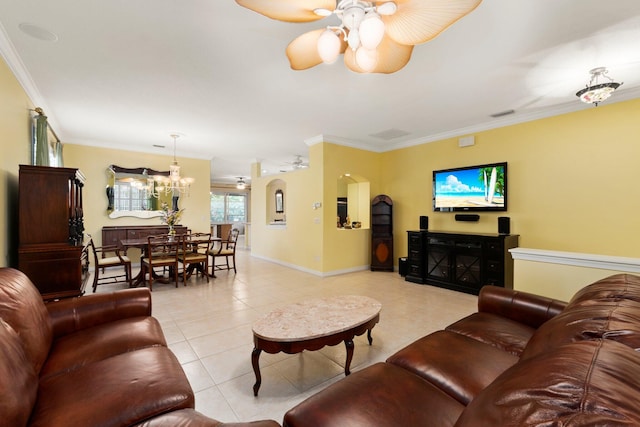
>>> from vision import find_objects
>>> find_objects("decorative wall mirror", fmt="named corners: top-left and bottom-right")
top-left (106, 165), bottom-right (175, 219)
top-left (275, 189), bottom-right (284, 213)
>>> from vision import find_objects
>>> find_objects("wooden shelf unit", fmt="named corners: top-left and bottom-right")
top-left (371, 195), bottom-right (393, 272)
top-left (18, 165), bottom-right (89, 300)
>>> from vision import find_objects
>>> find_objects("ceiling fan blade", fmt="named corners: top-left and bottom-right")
top-left (383, 0), bottom-right (482, 46)
top-left (235, 0), bottom-right (336, 23)
top-left (344, 35), bottom-right (413, 74)
top-left (286, 29), bottom-right (347, 70)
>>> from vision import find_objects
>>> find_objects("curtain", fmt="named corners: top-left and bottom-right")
top-left (33, 114), bottom-right (50, 166)
top-left (53, 140), bottom-right (64, 167)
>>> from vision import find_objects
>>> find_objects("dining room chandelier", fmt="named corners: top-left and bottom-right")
top-left (575, 67), bottom-right (623, 106)
top-left (235, 0), bottom-right (482, 74)
top-left (150, 134), bottom-right (194, 197)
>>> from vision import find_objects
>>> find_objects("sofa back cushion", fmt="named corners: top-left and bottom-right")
top-left (455, 339), bottom-right (640, 426)
top-left (522, 273), bottom-right (640, 360)
top-left (0, 268), bottom-right (52, 373)
top-left (0, 318), bottom-right (38, 427)
top-left (568, 273), bottom-right (640, 306)
top-left (522, 301), bottom-right (640, 360)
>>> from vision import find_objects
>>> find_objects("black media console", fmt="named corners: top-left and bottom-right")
top-left (406, 230), bottom-right (519, 295)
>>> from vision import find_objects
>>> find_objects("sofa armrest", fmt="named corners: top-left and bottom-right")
top-left (46, 288), bottom-right (152, 338)
top-left (478, 285), bottom-right (567, 329)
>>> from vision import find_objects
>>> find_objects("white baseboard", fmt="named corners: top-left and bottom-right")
top-left (250, 253), bottom-right (369, 277)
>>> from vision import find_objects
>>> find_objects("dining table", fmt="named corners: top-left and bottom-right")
top-left (120, 236), bottom-right (222, 286)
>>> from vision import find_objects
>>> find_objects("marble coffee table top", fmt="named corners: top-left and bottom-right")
top-left (252, 295), bottom-right (382, 342)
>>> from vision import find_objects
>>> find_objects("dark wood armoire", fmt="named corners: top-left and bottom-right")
top-left (371, 194), bottom-right (393, 271)
top-left (18, 165), bottom-right (89, 300)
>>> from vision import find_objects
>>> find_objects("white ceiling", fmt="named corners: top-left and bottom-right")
top-left (1, 0), bottom-right (640, 184)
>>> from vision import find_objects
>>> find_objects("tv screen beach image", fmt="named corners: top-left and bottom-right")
top-left (434, 165), bottom-right (505, 209)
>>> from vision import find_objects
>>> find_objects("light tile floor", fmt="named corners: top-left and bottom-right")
top-left (95, 247), bottom-right (477, 424)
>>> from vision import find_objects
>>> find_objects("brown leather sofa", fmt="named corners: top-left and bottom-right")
top-left (283, 273), bottom-right (640, 426)
top-left (0, 268), bottom-right (279, 427)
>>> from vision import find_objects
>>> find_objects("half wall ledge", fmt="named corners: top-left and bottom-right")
top-left (509, 248), bottom-right (640, 273)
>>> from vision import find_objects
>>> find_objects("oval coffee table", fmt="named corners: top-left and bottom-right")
top-left (251, 295), bottom-right (381, 396)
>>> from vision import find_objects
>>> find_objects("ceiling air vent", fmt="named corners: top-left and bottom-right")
top-left (369, 128), bottom-right (411, 141)
top-left (490, 109), bottom-right (515, 118)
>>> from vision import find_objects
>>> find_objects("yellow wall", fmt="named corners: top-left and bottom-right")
top-left (3, 50), bottom-right (640, 294)
top-left (251, 142), bottom-right (383, 275)
top-left (321, 143), bottom-right (382, 273)
top-left (0, 56), bottom-right (211, 268)
top-left (383, 99), bottom-right (640, 260)
top-left (251, 144), bottom-right (323, 272)
top-left (514, 259), bottom-right (634, 302)
top-left (0, 57), bottom-right (33, 267)
top-left (63, 144), bottom-right (211, 249)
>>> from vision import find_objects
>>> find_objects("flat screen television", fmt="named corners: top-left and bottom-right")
top-left (433, 162), bottom-right (507, 212)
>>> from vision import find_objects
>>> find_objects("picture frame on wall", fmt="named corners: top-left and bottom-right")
top-left (275, 189), bottom-right (284, 213)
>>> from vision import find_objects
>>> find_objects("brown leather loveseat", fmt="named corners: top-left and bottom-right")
top-left (283, 273), bottom-right (640, 426)
top-left (0, 267), bottom-right (279, 427)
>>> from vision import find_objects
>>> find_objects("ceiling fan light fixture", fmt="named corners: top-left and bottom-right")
top-left (347, 28), bottom-right (361, 50)
top-left (342, 5), bottom-right (366, 31)
top-left (313, 8), bottom-right (333, 17)
top-left (355, 46), bottom-right (378, 72)
top-left (376, 2), bottom-right (398, 16)
top-left (359, 12), bottom-right (385, 50)
top-left (576, 67), bottom-right (623, 106)
top-left (236, 0), bottom-right (480, 74)
top-left (236, 177), bottom-right (246, 190)
top-left (318, 29), bottom-right (342, 63)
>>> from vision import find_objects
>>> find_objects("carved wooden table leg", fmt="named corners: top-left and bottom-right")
top-left (251, 347), bottom-right (262, 396)
top-left (344, 339), bottom-right (354, 376)
top-left (367, 328), bottom-right (373, 345)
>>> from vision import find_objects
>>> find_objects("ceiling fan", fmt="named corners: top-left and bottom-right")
top-left (280, 155), bottom-right (309, 172)
top-left (235, 0), bottom-right (482, 73)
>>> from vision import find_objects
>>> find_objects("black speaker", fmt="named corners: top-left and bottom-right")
top-left (419, 215), bottom-right (428, 230)
top-left (498, 216), bottom-right (510, 234)
top-left (455, 214), bottom-right (480, 222)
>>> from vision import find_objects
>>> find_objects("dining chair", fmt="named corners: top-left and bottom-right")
top-left (87, 234), bottom-right (132, 292)
top-left (141, 235), bottom-right (181, 290)
top-left (208, 228), bottom-right (240, 275)
top-left (178, 232), bottom-right (211, 283)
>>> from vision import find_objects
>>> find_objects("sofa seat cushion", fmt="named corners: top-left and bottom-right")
top-left (522, 300), bottom-right (640, 360)
top-left (29, 346), bottom-right (194, 427)
top-left (283, 362), bottom-right (465, 427)
top-left (0, 319), bottom-right (38, 427)
top-left (134, 409), bottom-right (281, 427)
top-left (40, 316), bottom-right (167, 379)
top-left (386, 330), bottom-right (518, 405)
top-left (455, 339), bottom-right (640, 426)
top-left (445, 312), bottom-right (536, 356)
